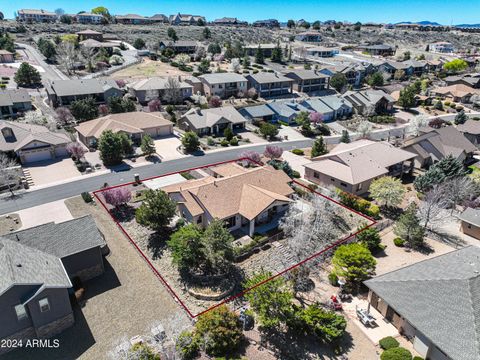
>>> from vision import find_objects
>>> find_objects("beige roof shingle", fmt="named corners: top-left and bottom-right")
top-left (163, 166), bottom-right (293, 220)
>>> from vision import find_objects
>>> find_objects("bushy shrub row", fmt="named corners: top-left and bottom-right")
top-left (338, 191), bottom-right (380, 219)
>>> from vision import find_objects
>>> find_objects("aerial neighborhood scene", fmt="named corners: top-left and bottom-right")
top-left (1, 1), bottom-right (480, 359)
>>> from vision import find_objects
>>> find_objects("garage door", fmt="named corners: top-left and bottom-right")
top-left (147, 126), bottom-right (172, 137)
top-left (23, 149), bottom-right (52, 163)
top-left (55, 146), bottom-right (68, 157)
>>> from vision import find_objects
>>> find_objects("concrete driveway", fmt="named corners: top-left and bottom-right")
top-left (16, 199), bottom-right (73, 230)
top-left (24, 158), bottom-right (80, 187)
top-left (154, 135), bottom-right (186, 161)
top-left (282, 150), bottom-right (312, 178)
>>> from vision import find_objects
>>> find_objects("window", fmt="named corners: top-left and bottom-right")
top-left (196, 216), bottom-right (202, 224)
top-left (14, 304), bottom-right (28, 321)
top-left (38, 298), bottom-right (50, 312)
top-left (357, 183), bottom-right (363, 191)
top-left (314, 172), bottom-right (320, 179)
top-left (224, 216), bottom-right (236, 228)
top-left (340, 182), bottom-right (347, 187)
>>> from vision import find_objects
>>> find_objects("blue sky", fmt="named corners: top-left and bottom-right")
top-left (4, 0), bottom-right (479, 24)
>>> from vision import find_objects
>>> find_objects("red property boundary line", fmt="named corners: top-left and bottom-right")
top-left (93, 157), bottom-right (376, 319)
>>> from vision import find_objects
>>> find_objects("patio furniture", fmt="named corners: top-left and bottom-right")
top-left (356, 306), bottom-right (376, 327)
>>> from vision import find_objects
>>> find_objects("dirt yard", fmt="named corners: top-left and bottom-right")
top-left (3, 196), bottom-right (192, 360)
top-left (0, 213), bottom-right (21, 235)
top-left (109, 58), bottom-right (190, 80)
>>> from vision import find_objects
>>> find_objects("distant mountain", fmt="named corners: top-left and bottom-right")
top-left (456, 23), bottom-right (480, 28)
top-left (395, 21), bottom-right (443, 26)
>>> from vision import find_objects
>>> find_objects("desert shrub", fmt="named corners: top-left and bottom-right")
top-left (229, 137), bottom-right (239, 146)
top-left (176, 331), bottom-right (200, 360)
top-left (380, 347), bottom-right (412, 360)
top-left (328, 272), bottom-right (338, 286)
top-left (292, 149), bottom-right (305, 156)
top-left (220, 139), bottom-right (229, 147)
top-left (207, 137), bottom-right (215, 146)
top-left (379, 336), bottom-right (400, 350)
top-left (81, 192), bottom-right (93, 203)
top-left (393, 237), bottom-right (405, 247)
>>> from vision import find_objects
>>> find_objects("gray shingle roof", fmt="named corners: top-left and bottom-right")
top-left (198, 73), bottom-right (247, 85)
top-left (246, 72), bottom-right (294, 84)
top-left (182, 106), bottom-right (246, 130)
top-left (0, 120), bottom-right (70, 152)
top-left (47, 78), bottom-right (120, 97)
top-left (458, 207), bottom-right (480, 227)
top-left (0, 238), bottom-right (71, 296)
top-left (4, 215), bottom-right (105, 259)
top-left (365, 246), bottom-right (480, 360)
top-left (0, 89), bottom-right (30, 107)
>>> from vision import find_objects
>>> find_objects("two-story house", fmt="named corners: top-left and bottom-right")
top-left (246, 73), bottom-right (294, 98)
top-left (17, 9), bottom-right (57, 23)
top-left (283, 70), bottom-right (330, 93)
top-left (0, 89), bottom-right (32, 119)
top-left (198, 73), bottom-right (248, 99)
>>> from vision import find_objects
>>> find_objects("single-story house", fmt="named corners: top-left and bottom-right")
top-left (377, 61), bottom-right (412, 78)
top-left (161, 164), bottom-right (294, 236)
top-left (252, 19), bottom-right (280, 28)
top-left (46, 79), bottom-right (123, 107)
top-left (403, 59), bottom-right (429, 76)
top-left (198, 73), bottom-right (248, 99)
top-left (169, 13), bottom-right (205, 25)
top-left (76, 29), bottom-right (103, 41)
top-left (127, 77), bottom-right (193, 103)
top-left (0, 89), bottom-right (32, 119)
top-left (457, 119), bottom-right (480, 146)
top-left (179, 106), bottom-right (247, 135)
top-left (295, 31), bottom-right (322, 43)
top-left (283, 70), bottom-right (330, 93)
top-left (212, 17), bottom-right (247, 26)
top-left (444, 73), bottom-right (480, 89)
top-left (342, 89), bottom-right (395, 115)
top-left (429, 41), bottom-right (455, 53)
top-left (300, 95), bottom-right (353, 122)
top-left (75, 112), bottom-right (173, 147)
top-left (355, 44), bottom-right (396, 56)
top-left (79, 39), bottom-right (117, 50)
top-left (430, 84), bottom-right (479, 103)
top-left (245, 72), bottom-right (294, 98)
top-left (304, 46), bottom-right (339, 58)
top-left (0, 49), bottom-right (14, 63)
top-left (238, 104), bottom-right (276, 123)
top-left (158, 40), bottom-right (198, 54)
top-left (149, 14), bottom-right (169, 23)
top-left (115, 14), bottom-right (152, 25)
top-left (458, 207), bottom-right (480, 239)
top-left (304, 140), bottom-right (415, 195)
top-left (0, 120), bottom-right (70, 163)
top-left (364, 246), bottom-right (480, 360)
top-left (402, 126), bottom-right (477, 168)
top-left (0, 215), bottom-right (106, 355)
top-left (244, 44), bottom-right (277, 58)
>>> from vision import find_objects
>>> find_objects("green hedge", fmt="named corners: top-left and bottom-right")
top-left (379, 336), bottom-right (399, 350)
top-left (380, 347), bottom-right (412, 360)
top-left (292, 149), bottom-right (304, 155)
top-left (338, 191), bottom-right (380, 219)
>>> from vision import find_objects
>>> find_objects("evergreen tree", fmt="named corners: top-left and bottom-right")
top-left (135, 190), bottom-right (177, 231)
top-left (255, 45), bottom-right (264, 64)
top-left (311, 136), bottom-right (328, 157)
top-left (394, 203), bottom-right (425, 248)
top-left (14, 62), bottom-right (41, 87)
top-left (454, 110), bottom-right (468, 125)
top-left (330, 73), bottom-right (347, 93)
top-left (202, 27), bottom-right (211, 39)
top-left (271, 41), bottom-right (283, 63)
top-left (140, 134), bottom-right (156, 157)
top-left (366, 72), bottom-right (384, 87)
top-left (98, 130), bottom-right (124, 165)
top-left (340, 130), bottom-right (351, 143)
top-left (167, 27), bottom-right (178, 42)
top-left (70, 97), bottom-right (98, 121)
top-left (397, 86), bottom-right (416, 110)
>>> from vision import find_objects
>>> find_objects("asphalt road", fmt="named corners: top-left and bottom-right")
top-left (0, 140), bottom-right (311, 216)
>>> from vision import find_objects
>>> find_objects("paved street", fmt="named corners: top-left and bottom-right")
top-left (16, 42), bottom-right (69, 82)
top-left (0, 140), bottom-right (311, 215)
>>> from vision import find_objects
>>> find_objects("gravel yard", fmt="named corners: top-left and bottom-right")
top-left (109, 58), bottom-right (190, 80)
top-left (3, 196), bottom-right (191, 360)
top-left (0, 213), bottom-right (21, 235)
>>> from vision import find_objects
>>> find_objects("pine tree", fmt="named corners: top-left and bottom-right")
top-left (255, 45), bottom-right (264, 64)
top-left (14, 62), bottom-right (42, 87)
top-left (454, 110), bottom-right (467, 125)
top-left (340, 130), bottom-right (350, 143)
top-left (271, 41), bottom-right (283, 63)
top-left (311, 136), bottom-right (328, 157)
top-left (140, 134), bottom-right (156, 157)
top-left (394, 203), bottom-right (425, 248)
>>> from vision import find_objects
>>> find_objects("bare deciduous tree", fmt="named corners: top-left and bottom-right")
top-left (356, 120), bottom-right (373, 139)
top-left (163, 77), bottom-right (183, 104)
top-left (56, 42), bottom-right (79, 75)
top-left (408, 115), bottom-right (429, 136)
top-left (81, 46), bottom-right (96, 73)
top-left (417, 185), bottom-right (450, 229)
top-left (0, 154), bottom-right (20, 196)
top-left (443, 176), bottom-right (478, 214)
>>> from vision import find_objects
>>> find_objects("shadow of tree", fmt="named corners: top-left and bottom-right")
top-left (146, 228), bottom-right (172, 260)
top-left (427, 229), bottom-right (466, 248)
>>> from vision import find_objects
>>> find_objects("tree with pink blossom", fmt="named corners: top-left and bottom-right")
top-left (115, 79), bottom-right (126, 88)
top-left (208, 96), bottom-right (222, 108)
top-left (148, 99), bottom-right (161, 112)
top-left (263, 145), bottom-right (283, 161)
top-left (103, 187), bottom-right (132, 208)
top-left (240, 150), bottom-right (261, 166)
top-left (66, 142), bottom-right (86, 160)
top-left (98, 104), bottom-right (109, 116)
top-left (55, 107), bottom-right (75, 126)
top-left (309, 112), bottom-right (323, 127)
